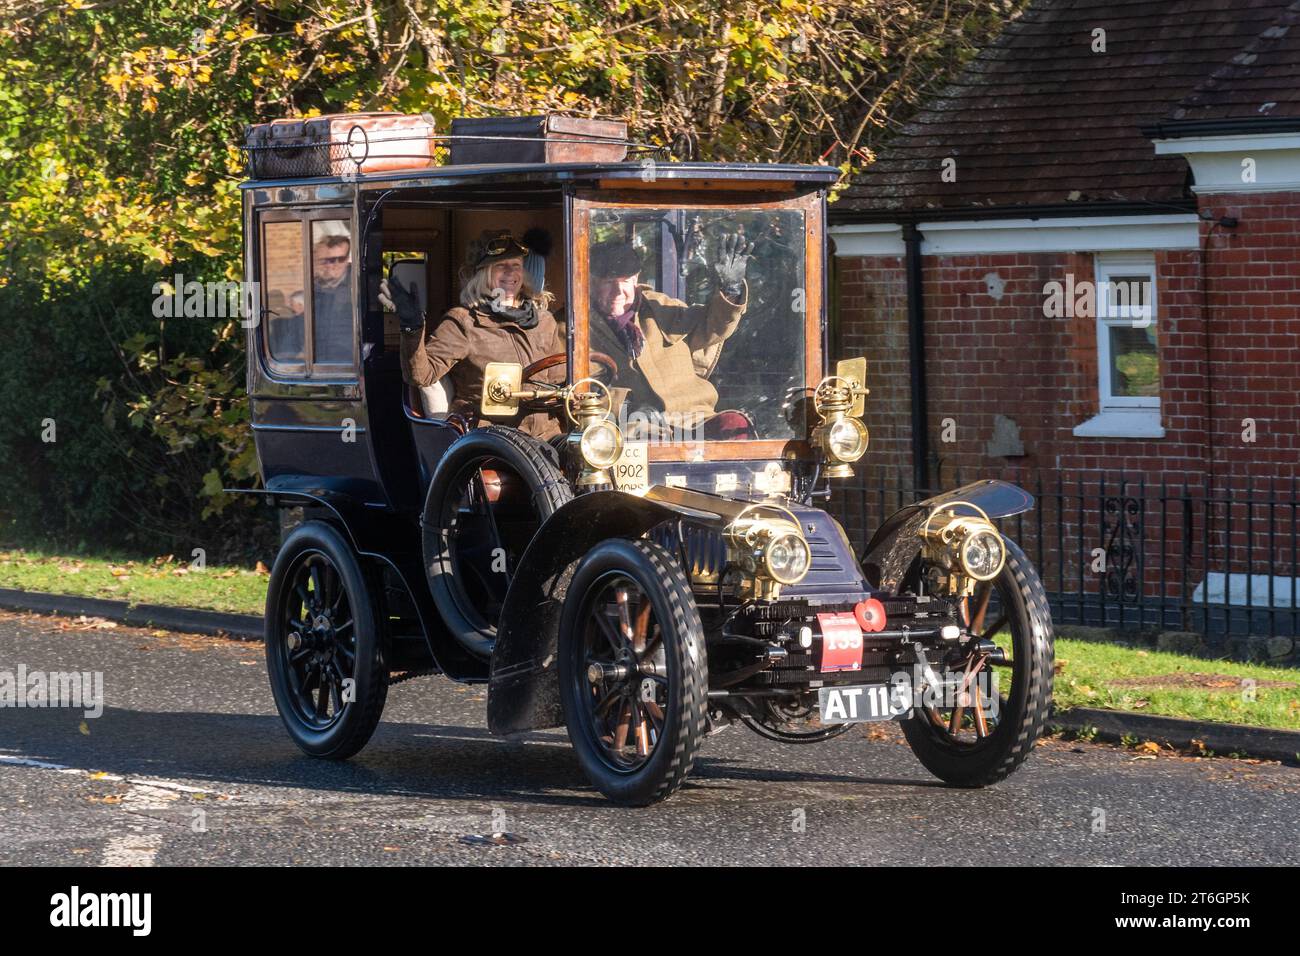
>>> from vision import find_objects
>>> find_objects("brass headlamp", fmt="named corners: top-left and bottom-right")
top-left (920, 500), bottom-right (1006, 596)
top-left (724, 502), bottom-right (811, 600)
top-left (811, 357), bottom-right (870, 479)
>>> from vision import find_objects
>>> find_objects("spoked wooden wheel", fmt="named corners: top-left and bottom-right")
top-left (900, 536), bottom-right (1054, 787)
top-left (265, 522), bottom-right (387, 759)
top-left (918, 577), bottom-right (1012, 744)
top-left (580, 573), bottom-right (668, 772)
top-left (559, 538), bottom-right (707, 805)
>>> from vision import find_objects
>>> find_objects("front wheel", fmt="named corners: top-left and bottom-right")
top-left (265, 521), bottom-right (388, 759)
top-left (900, 536), bottom-right (1054, 787)
top-left (558, 538), bottom-right (708, 806)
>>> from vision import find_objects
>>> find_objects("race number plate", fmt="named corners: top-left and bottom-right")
top-left (612, 441), bottom-right (649, 495)
top-left (818, 679), bottom-right (912, 724)
top-left (816, 611), bottom-right (863, 672)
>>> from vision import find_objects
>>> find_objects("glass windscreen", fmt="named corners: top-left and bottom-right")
top-left (585, 207), bottom-right (807, 442)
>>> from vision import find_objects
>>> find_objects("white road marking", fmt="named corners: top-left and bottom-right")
top-left (101, 833), bottom-right (163, 867)
top-left (0, 752), bottom-right (216, 793)
top-left (124, 778), bottom-right (211, 794)
top-left (0, 755), bottom-right (81, 773)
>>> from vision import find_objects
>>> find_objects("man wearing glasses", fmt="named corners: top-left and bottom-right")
top-left (312, 223), bottom-right (353, 364)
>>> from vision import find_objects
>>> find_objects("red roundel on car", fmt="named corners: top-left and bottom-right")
top-left (853, 597), bottom-right (887, 633)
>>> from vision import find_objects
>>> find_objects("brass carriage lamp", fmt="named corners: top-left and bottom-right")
top-left (811, 357), bottom-right (870, 479)
top-left (565, 378), bottom-right (622, 488)
top-left (919, 500), bottom-right (1006, 596)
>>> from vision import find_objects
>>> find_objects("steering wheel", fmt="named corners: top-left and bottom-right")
top-left (522, 350), bottom-right (619, 387)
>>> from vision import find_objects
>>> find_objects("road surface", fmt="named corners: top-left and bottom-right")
top-left (1, 609), bottom-right (1297, 866)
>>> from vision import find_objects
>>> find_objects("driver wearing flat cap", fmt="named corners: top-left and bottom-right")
top-left (588, 235), bottom-right (752, 440)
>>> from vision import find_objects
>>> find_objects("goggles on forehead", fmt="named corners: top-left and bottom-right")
top-left (475, 235), bottom-right (530, 267)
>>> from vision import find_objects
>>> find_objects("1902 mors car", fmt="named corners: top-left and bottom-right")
top-left (235, 114), bottom-right (1054, 805)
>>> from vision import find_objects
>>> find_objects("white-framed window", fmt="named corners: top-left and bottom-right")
top-left (1096, 254), bottom-right (1159, 409)
top-left (1074, 253), bottom-right (1164, 438)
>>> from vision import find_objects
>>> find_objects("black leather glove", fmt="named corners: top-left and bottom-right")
top-left (379, 276), bottom-right (424, 333)
top-left (713, 233), bottom-right (752, 301)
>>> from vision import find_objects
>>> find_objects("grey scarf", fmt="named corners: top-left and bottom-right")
top-left (484, 298), bottom-right (539, 329)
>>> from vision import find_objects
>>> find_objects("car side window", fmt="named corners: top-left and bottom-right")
top-left (262, 220), bottom-right (306, 367)
top-left (311, 219), bottom-right (353, 365)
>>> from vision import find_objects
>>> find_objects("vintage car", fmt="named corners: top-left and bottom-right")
top-left (235, 114), bottom-right (1054, 805)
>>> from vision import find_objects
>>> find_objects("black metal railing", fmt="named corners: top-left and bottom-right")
top-left (828, 465), bottom-right (1300, 657)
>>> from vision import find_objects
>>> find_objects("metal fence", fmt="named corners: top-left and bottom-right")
top-left (828, 465), bottom-right (1300, 656)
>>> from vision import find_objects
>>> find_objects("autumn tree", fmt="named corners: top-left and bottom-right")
top-left (0, 0), bottom-right (1022, 552)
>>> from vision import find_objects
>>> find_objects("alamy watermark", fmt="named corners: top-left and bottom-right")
top-left (152, 274), bottom-right (260, 327)
top-left (0, 665), bottom-right (104, 719)
top-left (1042, 274), bottom-right (1153, 326)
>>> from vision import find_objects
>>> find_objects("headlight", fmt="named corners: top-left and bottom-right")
top-left (959, 530), bottom-right (1004, 580)
top-left (763, 532), bottom-right (811, 585)
top-left (826, 417), bottom-right (868, 462)
top-left (579, 420), bottom-right (622, 468)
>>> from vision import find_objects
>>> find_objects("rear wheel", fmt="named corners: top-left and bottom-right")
top-left (265, 521), bottom-right (387, 759)
top-left (559, 538), bottom-right (708, 806)
top-left (900, 537), bottom-right (1053, 786)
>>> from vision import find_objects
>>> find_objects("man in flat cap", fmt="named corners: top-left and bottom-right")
top-left (588, 234), bottom-right (753, 440)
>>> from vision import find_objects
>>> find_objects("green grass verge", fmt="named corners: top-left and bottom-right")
top-left (1053, 637), bottom-right (1300, 732)
top-left (0, 548), bottom-right (268, 616)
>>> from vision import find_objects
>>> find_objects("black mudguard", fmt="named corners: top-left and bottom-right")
top-left (224, 476), bottom-right (486, 681)
top-left (860, 479), bottom-right (1035, 592)
top-left (487, 489), bottom-right (720, 735)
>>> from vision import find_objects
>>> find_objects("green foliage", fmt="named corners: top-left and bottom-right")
top-left (0, 0), bottom-right (1025, 555)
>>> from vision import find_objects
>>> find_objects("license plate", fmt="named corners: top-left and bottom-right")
top-left (611, 441), bottom-right (648, 495)
top-left (818, 680), bottom-right (913, 724)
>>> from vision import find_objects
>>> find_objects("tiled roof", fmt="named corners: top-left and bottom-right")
top-left (1165, 1), bottom-right (1300, 124)
top-left (840, 0), bottom-right (1297, 216)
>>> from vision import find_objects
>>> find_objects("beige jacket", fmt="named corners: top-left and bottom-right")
top-left (589, 283), bottom-right (748, 422)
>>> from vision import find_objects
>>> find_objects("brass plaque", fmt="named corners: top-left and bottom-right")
top-left (836, 356), bottom-right (868, 418)
top-left (481, 362), bottom-right (523, 417)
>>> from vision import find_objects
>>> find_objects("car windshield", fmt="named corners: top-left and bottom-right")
top-left (584, 206), bottom-right (807, 443)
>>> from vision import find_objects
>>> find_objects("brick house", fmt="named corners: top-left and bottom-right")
top-left (829, 0), bottom-right (1300, 647)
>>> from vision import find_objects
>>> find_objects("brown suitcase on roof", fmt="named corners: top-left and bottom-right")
top-left (245, 113), bottom-right (437, 179)
top-left (449, 115), bottom-right (628, 165)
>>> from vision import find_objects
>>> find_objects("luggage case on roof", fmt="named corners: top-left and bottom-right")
top-left (244, 112), bottom-right (437, 179)
top-left (449, 115), bottom-right (628, 165)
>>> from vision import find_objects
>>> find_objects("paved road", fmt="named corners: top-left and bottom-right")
top-left (1, 609), bottom-right (1297, 866)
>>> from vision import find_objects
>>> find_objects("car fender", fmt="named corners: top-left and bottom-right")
top-left (223, 477), bottom-right (483, 680)
top-left (861, 479), bottom-right (1035, 592)
top-left (487, 489), bottom-right (720, 736)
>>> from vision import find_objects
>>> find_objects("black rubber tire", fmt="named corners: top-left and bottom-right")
top-left (423, 425), bottom-right (572, 659)
top-left (900, 537), bottom-right (1054, 787)
top-left (265, 521), bottom-right (388, 760)
top-left (559, 538), bottom-right (708, 806)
